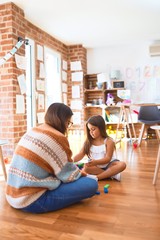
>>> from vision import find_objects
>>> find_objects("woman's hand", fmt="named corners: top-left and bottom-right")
top-left (80, 169), bottom-right (87, 176)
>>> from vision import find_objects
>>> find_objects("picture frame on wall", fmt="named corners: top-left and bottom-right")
top-left (112, 80), bottom-right (125, 89)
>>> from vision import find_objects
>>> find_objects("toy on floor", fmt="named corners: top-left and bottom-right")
top-left (104, 183), bottom-right (110, 193)
top-left (133, 142), bottom-right (138, 149)
top-left (95, 191), bottom-right (100, 195)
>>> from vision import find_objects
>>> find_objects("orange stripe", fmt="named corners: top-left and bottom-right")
top-left (6, 185), bottom-right (47, 198)
top-left (33, 126), bottom-right (73, 161)
top-left (15, 146), bottom-right (55, 174)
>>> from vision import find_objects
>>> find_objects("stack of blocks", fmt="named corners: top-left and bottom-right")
top-left (95, 183), bottom-right (110, 195)
top-left (104, 183), bottom-right (110, 193)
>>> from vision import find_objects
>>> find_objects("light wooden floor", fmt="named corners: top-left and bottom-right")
top-left (0, 137), bottom-right (160, 240)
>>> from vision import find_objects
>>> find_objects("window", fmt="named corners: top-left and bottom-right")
top-left (44, 47), bottom-right (62, 108)
top-left (26, 44), bottom-right (61, 130)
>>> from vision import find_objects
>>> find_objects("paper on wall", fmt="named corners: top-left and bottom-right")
top-left (70, 100), bottom-right (82, 110)
top-left (39, 62), bottom-right (45, 78)
top-left (37, 112), bottom-right (45, 124)
top-left (62, 60), bottom-right (67, 70)
top-left (71, 71), bottom-right (83, 81)
top-left (15, 54), bottom-right (26, 70)
top-left (62, 83), bottom-right (67, 92)
top-left (37, 44), bottom-right (43, 61)
top-left (38, 94), bottom-right (45, 110)
top-left (70, 61), bottom-right (82, 71)
top-left (97, 73), bottom-right (108, 83)
top-left (117, 90), bottom-right (131, 99)
top-left (72, 85), bottom-right (80, 98)
top-left (16, 95), bottom-right (25, 114)
top-left (73, 112), bottom-right (81, 125)
top-left (18, 74), bottom-right (26, 94)
top-left (62, 93), bottom-right (67, 105)
top-left (36, 79), bottom-right (45, 91)
top-left (62, 70), bottom-right (67, 81)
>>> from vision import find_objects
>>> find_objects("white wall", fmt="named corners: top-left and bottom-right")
top-left (87, 42), bottom-right (160, 103)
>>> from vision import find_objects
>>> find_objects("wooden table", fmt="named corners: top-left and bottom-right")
top-left (115, 103), bottom-right (160, 145)
top-left (0, 139), bottom-right (9, 181)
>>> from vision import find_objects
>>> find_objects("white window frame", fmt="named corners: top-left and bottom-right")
top-left (25, 38), bottom-right (36, 130)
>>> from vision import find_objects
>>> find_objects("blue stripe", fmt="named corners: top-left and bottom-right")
top-left (10, 154), bottom-right (49, 178)
top-left (7, 173), bottom-right (61, 190)
top-left (57, 162), bottom-right (81, 182)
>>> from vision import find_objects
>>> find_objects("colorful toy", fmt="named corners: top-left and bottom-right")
top-left (106, 93), bottom-right (115, 106)
top-left (104, 183), bottom-right (110, 193)
top-left (104, 184), bottom-right (110, 189)
top-left (95, 191), bottom-right (100, 195)
top-left (104, 188), bottom-right (108, 193)
top-left (76, 162), bottom-right (84, 169)
top-left (133, 142), bottom-right (138, 149)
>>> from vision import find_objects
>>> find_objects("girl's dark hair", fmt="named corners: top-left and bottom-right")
top-left (84, 115), bottom-right (109, 157)
top-left (44, 102), bottom-right (73, 134)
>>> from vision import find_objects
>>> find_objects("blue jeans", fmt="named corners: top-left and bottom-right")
top-left (21, 177), bottom-right (98, 213)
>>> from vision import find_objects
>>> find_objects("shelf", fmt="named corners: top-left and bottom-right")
top-left (85, 88), bottom-right (125, 92)
top-left (85, 105), bottom-right (104, 108)
top-left (84, 88), bottom-right (103, 92)
top-left (104, 88), bottom-right (125, 92)
top-left (83, 74), bottom-right (126, 123)
top-left (105, 122), bottom-right (119, 124)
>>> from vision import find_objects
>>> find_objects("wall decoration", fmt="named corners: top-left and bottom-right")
top-left (0, 38), bottom-right (28, 66)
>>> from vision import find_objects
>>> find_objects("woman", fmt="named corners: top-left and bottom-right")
top-left (6, 103), bottom-right (98, 213)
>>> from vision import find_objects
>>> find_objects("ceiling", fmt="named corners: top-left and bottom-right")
top-left (1, 0), bottom-right (160, 48)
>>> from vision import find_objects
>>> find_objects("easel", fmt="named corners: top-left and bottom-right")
top-left (115, 105), bottom-right (137, 144)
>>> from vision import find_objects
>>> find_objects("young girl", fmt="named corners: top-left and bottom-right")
top-left (73, 115), bottom-right (126, 181)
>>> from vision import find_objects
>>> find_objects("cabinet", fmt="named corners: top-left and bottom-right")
top-left (84, 74), bottom-right (123, 125)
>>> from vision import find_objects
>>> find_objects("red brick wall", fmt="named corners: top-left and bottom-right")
top-left (0, 3), bottom-right (26, 156)
top-left (0, 2), bottom-right (87, 156)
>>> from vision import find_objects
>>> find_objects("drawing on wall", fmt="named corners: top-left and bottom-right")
top-left (153, 66), bottom-right (160, 78)
top-left (143, 66), bottom-right (152, 79)
top-left (38, 94), bottom-right (45, 110)
top-left (36, 79), bottom-right (45, 91)
top-left (15, 54), bottom-right (26, 70)
top-left (124, 65), bottom-right (160, 103)
top-left (37, 44), bottom-right (43, 61)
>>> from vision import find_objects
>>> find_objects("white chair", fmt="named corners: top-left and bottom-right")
top-left (150, 126), bottom-right (160, 185)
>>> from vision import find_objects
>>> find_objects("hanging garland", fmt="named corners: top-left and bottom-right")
top-left (0, 37), bottom-right (29, 67)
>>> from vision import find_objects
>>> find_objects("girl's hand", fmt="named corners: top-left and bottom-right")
top-left (86, 159), bottom-right (96, 167)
